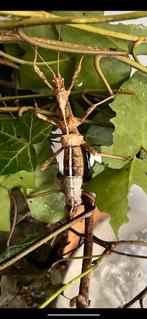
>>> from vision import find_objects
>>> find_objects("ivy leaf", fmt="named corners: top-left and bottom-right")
top-left (129, 157), bottom-right (147, 193)
top-left (59, 19), bottom-right (147, 53)
top-left (0, 112), bottom-right (52, 175)
top-left (84, 165), bottom-right (129, 235)
top-left (0, 186), bottom-right (11, 231)
top-left (28, 192), bottom-right (65, 224)
top-left (0, 233), bottom-right (38, 263)
top-left (101, 71), bottom-right (147, 169)
top-left (0, 171), bottom-right (35, 192)
top-left (16, 24), bottom-right (76, 92)
top-left (27, 139), bottom-right (65, 224)
top-left (0, 171), bottom-right (35, 231)
top-left (85, 110), bottom-right (114, 147)
top-left (85, 156), bottom-right (147, 235)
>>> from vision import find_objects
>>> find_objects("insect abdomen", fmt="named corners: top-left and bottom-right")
top-left (63, 146), bottom-right (84, 209)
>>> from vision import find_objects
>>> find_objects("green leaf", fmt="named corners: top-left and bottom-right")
top-left (0, 171), bottom-right (35, 231)
top-left (15, 16), bottom-right (138, 92)
top-left (0, 112), bottom-right (52, 175)
top-left (73, 55), bottom-right (131, 91)
top-left (85, 156), bottom-right (147, 234)
top-left (0, 233), bottom-right (38, 263)
top-left (92, 162), bottom-right (106, 178)
top-left (33, 138), bottom-right (59, 193)
top-left (52, 11), bottom-right (104, 17)
top-left (129, 157), bottom-right (147, 193)
top-left (0, 171), bottom-right (35, 191)
top-left (85, 111), bottom-right (114, 147)
top-left (28, 192), bottom-right (65, 224)
top-left (84, 165), bottom-right (130, 235)
top-left (101, 71), bottom-right (147, 169)
top-left (28, 139), bottom-right (65, 224)
top-left (17, 24), bottom-right (76, 92)
top-left (59, 20), bottom-right (147, 53)
top-left (0, 186), bottom-right (11, 231)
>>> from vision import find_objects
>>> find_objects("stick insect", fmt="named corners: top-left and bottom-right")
top-left (30, 49), bottom-right (129, 219)
top-left (30, 47), bottom-right (130, 308)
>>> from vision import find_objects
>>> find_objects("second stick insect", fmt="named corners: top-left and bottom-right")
top-left (33, 52), bottom-right (128, 217)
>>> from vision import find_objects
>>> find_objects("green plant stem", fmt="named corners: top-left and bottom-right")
top-left (39, 250), bottom-right (107, 308)
top-left (0, 93), bottom-right (52, 102)
top-left (17, 28), bottom-right (128, 55)
top-left (0, 89), bottom-right (134, 103)
top-left (0, 209), bottom-right (92, 271)
top-left (94, 55), bottom-right (114, 96)
top-left (69, 23), bottom-right (147, 42)
top-left (112, 55), bottom-right (147, 74)
top-left (0, 50), bottom-right (69, 66)
top-left (0, 11), bottom-right (147, 28)
top-left (0, 11), bottom-right (47, 18)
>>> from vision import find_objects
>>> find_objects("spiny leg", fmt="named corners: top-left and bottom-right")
top-left (41, 146), bottom-right (63, 171)
top-left (68, 56), bottom-right (84, 92)
top-left (78, 95), bottom-right (114, 126)
top-left (36, 111), bottom-right (57, 126)
top-left (83, 143), bottom-right (131, 161)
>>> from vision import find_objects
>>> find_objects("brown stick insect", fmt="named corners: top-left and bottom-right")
top-left (27, 50), bottom-right (129, 219)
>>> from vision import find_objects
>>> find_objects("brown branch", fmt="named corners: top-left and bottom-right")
top-left (76, 213), bottom-right (94, 308)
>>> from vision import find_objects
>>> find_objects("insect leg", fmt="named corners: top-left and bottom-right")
top-left (68, 56), bottom-right (84, 92)
top-left (78, 95), bottom-right (114, 126)
top-left (36, 111), bottom-right (57, 126)
top-left (83, 143), bottom-right (131, 161)
top-left (41, 146), bottom-right (63, 171)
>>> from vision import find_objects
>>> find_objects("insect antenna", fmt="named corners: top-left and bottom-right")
top-left (57, 25), bottom-right (61, 76)
top-left (32, 46), bottom-right (55, 90)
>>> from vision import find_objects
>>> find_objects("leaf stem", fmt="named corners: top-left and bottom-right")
top-left (17, 28), bottom-right (128, 55)
top-left (0, 88), bottom-right (135, 103)
top-left (112, 54), bottom-right (147, 75)
top-left (0, 209), bottom-right (93, 271)
top-left (39, 250), bottom-right (107, 308)
top-left (0, 49), bottom-right (68, 66)
top-left (0, 11), bottom-right (147, 28)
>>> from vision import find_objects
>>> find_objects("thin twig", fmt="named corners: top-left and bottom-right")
top-left (39, 249), bottom-right (107, 308)
top-left (27, 189), bottom-right (62, 199)
top-left (0, 49), bottom-right (69, 66)
top-left (6, 194), bottom-right (18, 247)
top-left (111, 249), bottom-right (147, 259)
top-left (0, 208), bottom-right (93, 271)
top-left (119, 286), bottom-right (147, 308)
